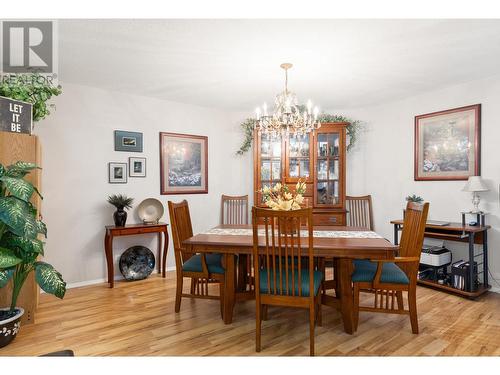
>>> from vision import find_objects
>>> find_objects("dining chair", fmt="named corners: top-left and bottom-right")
top-left (323, 195), bottom-right (374, 296)
top-left (346, 195), bottom-right (374, 230)
top-left (168, 200), bottom-right (225, 317)
top-left (352, 201), bottom-right (429, 333)
top-left (252, 206), bottom-right (323, 356)
top-left (221, 194), bottom-right (252, 291)
top-left (220, 194), bottom-right (249, 225)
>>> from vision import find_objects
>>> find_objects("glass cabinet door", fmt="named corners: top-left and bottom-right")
top-left (260, 135), bottom-right (282, 202)
top-left (316, 132), bottom-right (340, 205)
top-left (288, 134), bottom-right (310, 178)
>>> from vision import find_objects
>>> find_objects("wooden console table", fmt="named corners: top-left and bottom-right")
top-left (104, 223), bottom-right (169, 288)
top-left (391, 219), bottom-right (491, 298)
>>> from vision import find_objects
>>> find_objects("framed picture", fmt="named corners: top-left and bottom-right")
top-left (129, 157), bottom-right (146, 177)
top-left (415, 104), bottom-right (481, 181)
top-left (108, 162), bottom-right (127, 183)
top-left (159, 132), bottom-right (208, 194)
top-left (114, 130), bottom-right (143, 152)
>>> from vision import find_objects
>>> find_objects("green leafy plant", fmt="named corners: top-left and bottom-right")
top-left (0, 73), bottom-right (62, 122)
top-left (0, 162), bottom-right (66, 316)
top-left (406, 194), bottom-right (424, 204)
top-left (236, 118), bottom-right (256, 155)
top-left (236, 111), bottom-right (362, 155)
top-left (107, 194), bottom-right (134, 210)
top-left (317, 114), bottom-right (362, 152)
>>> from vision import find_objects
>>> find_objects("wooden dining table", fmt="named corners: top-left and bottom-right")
top-left (183, 224), bottom-right (398, 334)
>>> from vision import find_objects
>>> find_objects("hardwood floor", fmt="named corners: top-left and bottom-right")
top-left (1, 271), bottom-right (499, 356)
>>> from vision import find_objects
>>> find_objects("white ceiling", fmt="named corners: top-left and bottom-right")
top-left (59, 19), bottom-right (500, 111)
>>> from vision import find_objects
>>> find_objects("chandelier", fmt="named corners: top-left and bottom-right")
top-left (254, 63), bottom-right (321, 137)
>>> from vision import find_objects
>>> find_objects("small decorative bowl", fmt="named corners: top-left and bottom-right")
top-left (137, 198), bottom-right (164, 224)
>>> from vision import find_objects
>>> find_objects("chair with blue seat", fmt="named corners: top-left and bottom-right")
top-left (252, 206), bottom-right (323, 356)
top-left (352, 201), bottom-right (429, 333)
top-left (168, 200), bottom-right (225, 317)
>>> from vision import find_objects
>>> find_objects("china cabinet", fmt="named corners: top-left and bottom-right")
top-left (253, 122), bottom-right (347, 225)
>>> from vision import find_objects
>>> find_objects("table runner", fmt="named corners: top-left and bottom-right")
top-left (203, 228), bottom-right (383, 239)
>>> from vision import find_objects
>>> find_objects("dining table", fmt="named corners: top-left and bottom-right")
top-left (183, 224), bottom-right (398, 334)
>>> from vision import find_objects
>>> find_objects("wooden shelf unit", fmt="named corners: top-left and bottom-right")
top-left (391, 219), bottom-right (491, 298)
top-left (253, 122), bottom-right (348, 225)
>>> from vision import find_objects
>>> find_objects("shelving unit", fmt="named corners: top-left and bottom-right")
top-left (391, 219), bottom-right (491, 298)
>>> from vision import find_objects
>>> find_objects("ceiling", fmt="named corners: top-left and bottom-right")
top-left (58, 19), bottom-right (500, 111)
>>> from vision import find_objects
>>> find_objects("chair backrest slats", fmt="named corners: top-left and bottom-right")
top-left (346, 195), bottom-right (374, 230)
top-left (252, 207), bottom-right (314, 299)
top-left (221, 194), bottom-right (249, 225)
top-left (168, 200), bottom-right (195, 266)
top-left (400, 201), bottom-right (429, 259)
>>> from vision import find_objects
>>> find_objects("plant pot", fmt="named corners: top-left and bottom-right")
top-left (113, 207), bottom-right (127, 227)
top-left (0, 307), bottom-right (24, 348)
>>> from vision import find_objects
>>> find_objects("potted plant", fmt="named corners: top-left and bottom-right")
top-left (406, 194), bottom-right (424, 204)
top-left (260, 180), bottom-right (307, 211)
top-left (0, 161), bottom-right (66, 348)
top-left (107, 194), bottom-right (134, 227)
top-left (404, 194), bottom-right (424, 218)
top-left (0, 73), bottom-right (62, 123)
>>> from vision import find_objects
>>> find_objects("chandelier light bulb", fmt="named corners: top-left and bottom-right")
top-left (313, 106), bottom-right (319, 119)
top-left (263, 102), bottom-right (268, 116)
top-left (307, 100), bottom-right (312, 114)
top-left (255, 107), bottom-right (261, 120)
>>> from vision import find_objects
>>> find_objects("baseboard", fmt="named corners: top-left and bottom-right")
top-left (48, 266), bottom-right (177, 291)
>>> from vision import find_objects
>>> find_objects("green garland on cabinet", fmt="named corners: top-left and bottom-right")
top-left (236, 113), bottom-right (362, 155)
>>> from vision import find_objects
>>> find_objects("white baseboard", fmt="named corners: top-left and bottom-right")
top-left (490, 286), bottom-right (500, 294)
top-left (54, 266), bottom-right (177, 291)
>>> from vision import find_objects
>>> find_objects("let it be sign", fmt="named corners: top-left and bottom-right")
top-left (0, 96), bottom-right (33, 135)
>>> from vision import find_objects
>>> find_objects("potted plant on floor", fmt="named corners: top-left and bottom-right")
top-left (0, 161), bottom-right (66, 348)
top-left (107, 194), bottom-right (134, 227)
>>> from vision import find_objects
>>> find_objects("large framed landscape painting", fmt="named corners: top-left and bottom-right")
top-left (414, 104), bottom-right (481, 181)
top-left (160, 132), bottom-right (208, 194)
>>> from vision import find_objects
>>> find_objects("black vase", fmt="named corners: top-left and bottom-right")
top-left (113, 207), bottom-right (127, 227)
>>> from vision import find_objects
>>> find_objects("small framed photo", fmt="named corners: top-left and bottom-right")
top-left (129, 157), bottom-right (146, 177)
top-left (114, 130), bottom-right (143, 152)
top-left (415, 104), bottom-right (481, 181)
top-left (108, 162), bottom-right (127, 183)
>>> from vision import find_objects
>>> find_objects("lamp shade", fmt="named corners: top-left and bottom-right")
top-left (462, 176), bottom-right (489, 192)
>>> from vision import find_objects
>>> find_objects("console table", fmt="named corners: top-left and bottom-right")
top-left (391, 219), bottom-right (491, 298)
top-left (104, 223), bottom-right (169, 288)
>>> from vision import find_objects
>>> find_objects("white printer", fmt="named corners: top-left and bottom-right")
top-left (420, 238), bottom-right (452, 267)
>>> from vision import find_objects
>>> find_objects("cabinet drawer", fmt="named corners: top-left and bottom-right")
top-left (313, 213), bottom-right (344, 226)
top-left (114, 226), bottom-right (161, 236)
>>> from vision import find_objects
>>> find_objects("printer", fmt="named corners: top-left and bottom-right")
top-left (420, 238), bottom-right (452, 267)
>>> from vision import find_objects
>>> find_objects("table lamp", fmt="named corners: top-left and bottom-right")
top-left (462, 176), bottom-right (489, 213)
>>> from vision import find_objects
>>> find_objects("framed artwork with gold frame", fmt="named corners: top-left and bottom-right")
top-left (159, 132), bottom-right (208, 194)
top-left (414, 104), bottom-right (481, 181)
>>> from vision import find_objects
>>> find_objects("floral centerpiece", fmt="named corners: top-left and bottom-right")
top-left (260, 180), bottom-right (307, 210)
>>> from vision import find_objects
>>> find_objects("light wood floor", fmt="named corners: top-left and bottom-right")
top-left (1, 271), bottom-right (500, 356)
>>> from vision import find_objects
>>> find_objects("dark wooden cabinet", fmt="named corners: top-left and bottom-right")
top-left (253, 122), bottom-right (347, 225)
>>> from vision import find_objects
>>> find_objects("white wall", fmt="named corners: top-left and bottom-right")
top-left (34, 83), bottom-right (252, 286)
top-left (32, 75), bottom-right (500, 292)
top-left (334, 74), bottom-right (500, 291)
